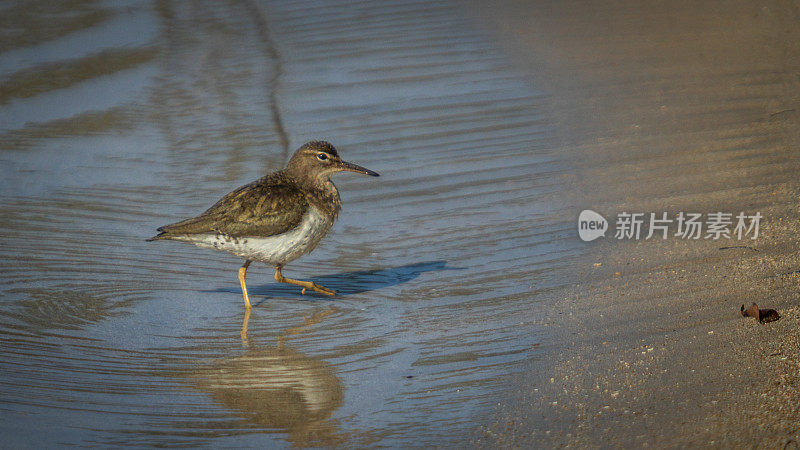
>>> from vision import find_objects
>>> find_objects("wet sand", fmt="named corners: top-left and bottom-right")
top-left (468, 0), bottom-right (800, 446)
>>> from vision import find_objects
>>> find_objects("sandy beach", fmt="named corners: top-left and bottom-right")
top-left (468, 0), bottom-right (800, 446)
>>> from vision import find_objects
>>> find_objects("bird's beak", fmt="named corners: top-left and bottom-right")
top-left (339, 160), bottom-right (380, 177)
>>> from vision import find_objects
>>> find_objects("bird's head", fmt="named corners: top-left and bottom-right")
top-left (285, 141), bottom-right (379, 183)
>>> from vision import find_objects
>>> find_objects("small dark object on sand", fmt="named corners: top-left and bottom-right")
top-left (740, 303), bottom-right (780, 323)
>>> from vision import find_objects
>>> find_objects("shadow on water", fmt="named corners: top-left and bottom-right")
top-left (208, 260), bottom-right (461, 301)
top-left (182, 308), bottom-right (345, 447)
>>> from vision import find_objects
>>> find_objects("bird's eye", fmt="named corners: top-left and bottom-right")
top-left (316, 153), bottom-right (329, 161)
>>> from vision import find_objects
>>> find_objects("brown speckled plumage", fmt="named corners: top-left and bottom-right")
top-left (150, 171), bottom-right (318, 239)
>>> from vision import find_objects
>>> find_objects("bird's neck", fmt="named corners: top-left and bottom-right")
top-left (279, 168), bottom-right (341, 219)
top-left (303, 177), bottom-right (342, 220)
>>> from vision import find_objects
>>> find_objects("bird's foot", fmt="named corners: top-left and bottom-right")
top-left (297, 281), bottom-right (336, 296)
top-left (275, 268), bottom-right (336, 296)
top-left (308, 282), bottom-right (336, 296)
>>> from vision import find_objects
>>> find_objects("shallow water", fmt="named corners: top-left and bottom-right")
top-left (0, 0), bottom-right (578, 446)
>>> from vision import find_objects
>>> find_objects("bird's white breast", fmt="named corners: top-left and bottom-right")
top-left (188, 206), bottom-right (333, 266)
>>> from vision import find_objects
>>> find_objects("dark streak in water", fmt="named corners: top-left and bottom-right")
top-left (0, 107), bottom-right (136, 150)
top-left (243, 0), bottom-right (290, 165)
top-left (0, 47), bottom-right (157, 105)
top-left (0, 0), bottom-right (111, 53)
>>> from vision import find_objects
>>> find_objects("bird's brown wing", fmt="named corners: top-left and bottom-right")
top-left (152, 174), bottom-right (308, 239)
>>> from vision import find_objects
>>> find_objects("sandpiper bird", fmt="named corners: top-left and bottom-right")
top-left (148, 141), bottom-right (379, 309)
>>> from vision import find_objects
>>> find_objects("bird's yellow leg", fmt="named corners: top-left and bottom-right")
top-left (274, 266), bottom-right (336, 296)
top-left (239, 260), bottom-right (252, 309)
top-left (240, 307), bottom-right (251, 347)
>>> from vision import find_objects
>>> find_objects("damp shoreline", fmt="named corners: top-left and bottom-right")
top-left (468, 0), bottom-right (800, 446)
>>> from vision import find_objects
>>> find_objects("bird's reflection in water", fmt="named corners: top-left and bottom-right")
top-left (191, 307), bottom-right (343, 446)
